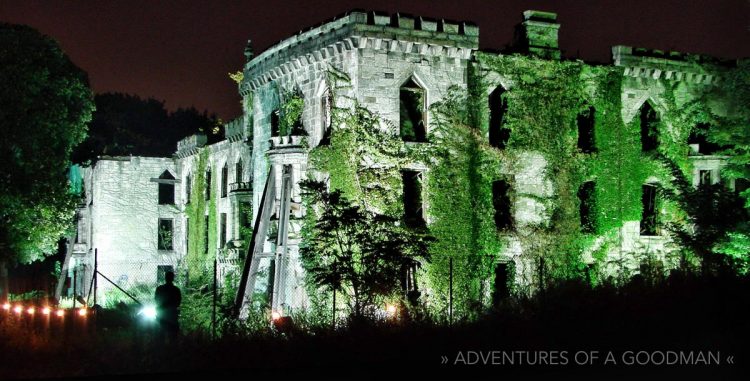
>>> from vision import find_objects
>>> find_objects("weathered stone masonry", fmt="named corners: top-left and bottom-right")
top-left (64, 10), bottom-right (743, 312)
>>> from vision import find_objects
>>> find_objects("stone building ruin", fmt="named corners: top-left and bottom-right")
top-left (62, 10), bottom-right (745, 317)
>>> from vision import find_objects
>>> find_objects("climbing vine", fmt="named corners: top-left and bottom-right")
top-left (301, 53), bottom-right (729, 320)
top-left (185, 149), bottom-right (217, 279)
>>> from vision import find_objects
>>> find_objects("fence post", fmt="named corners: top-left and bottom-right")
top-left (93, 249), bottom-right (98, 306)
top-left (449, 257), bottom-right (453, 326)
top-left (212, 258), bottom-right (217, 339)
top-left (72, 268), bottom-right (77, 309)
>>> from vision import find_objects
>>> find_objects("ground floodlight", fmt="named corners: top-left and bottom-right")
top-left (271, 310), bottom-right (282, 321)
top-left (139, 305), bottom-right (157, 320)
top-left (386, 304), bottom-right (397, 315)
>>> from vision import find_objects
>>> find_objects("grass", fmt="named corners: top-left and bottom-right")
top-left (1, 272), bottom-right (749, 379)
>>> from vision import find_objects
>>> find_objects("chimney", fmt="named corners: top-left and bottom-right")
top-left (515, 10), bottom-right (560, 60)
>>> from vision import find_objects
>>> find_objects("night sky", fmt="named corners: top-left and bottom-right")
top-left (2, 0), bottom-right (748, 120)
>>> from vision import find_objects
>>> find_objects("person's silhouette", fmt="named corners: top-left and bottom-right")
top-left (154, 270), bottom-right (181, 340)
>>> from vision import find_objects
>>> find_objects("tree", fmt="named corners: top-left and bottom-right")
top-left (698, 60), bottom-right (750, 274)
top-left (0, 23), bottom-right (95, 297)
top-left (299, 180), bottom-right (433, 317)
top-left (657, 154), bottom-right (749, 274)
top-left (71, 93), bottom-right (220, 163)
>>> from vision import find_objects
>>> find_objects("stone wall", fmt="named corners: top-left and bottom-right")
top-left (85, 157), bottom-right (182, 300)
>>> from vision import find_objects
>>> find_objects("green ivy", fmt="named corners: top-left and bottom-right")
top-left (185, 149), bottom-right (217, 279)
top-left (302, 53), bottom-right (724, 320)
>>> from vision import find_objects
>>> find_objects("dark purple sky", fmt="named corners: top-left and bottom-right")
top-left (2, 0), bottom-right (748, 120)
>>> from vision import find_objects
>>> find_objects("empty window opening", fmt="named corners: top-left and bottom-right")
top-left (158, 171), bottom-right (175, 205)
top-left (185, 174), bottom-right (191, 204)
top-left (699, 170), bottom-right (712, 187)
top-left (220, 213), bottom-right (227, 246)
top-left (641, 184), bottom-right (658, 236)
top-left (205, 170), bottom-right (211, 200)
top-left (492, 262), bottom-right (513, 307)
top-left (157, 265), bottom-right (174, 284)
top-left (320, 88), bottom-right (332, 145)
top-left (270, 110), bottom-right (280, 137)
top-left (235, 159), bottom-right (243, 183)
top-left (399, 79), bottom-right (426, 142)
top-left (240, 202), bottom-right (251, 228)
top-left (578, 181), bottom-right (596, 233)
top-left (221, 164), bottom-right (228, 198)
top-left (402, 170), bottom-right (425, 227)
top-left (577, 106), bottom-right (596, 153)
top-left (489, 86), bottom-right (510, 149)
top-left (492, 179), bottom-right (513, 230)
top-left (204, 215), bottom-right (209, 254)
top-left (640, 102), bottom-right (659, 152)
top-left (157, 219), bottom-right (174, 251)
top-left (688, 124), bottom-right (721, 155)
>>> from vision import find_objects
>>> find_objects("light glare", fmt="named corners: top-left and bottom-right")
top-left (140, 305), bottom-right (157, 320)
top-left (386, 304), bottom-right (397, 315)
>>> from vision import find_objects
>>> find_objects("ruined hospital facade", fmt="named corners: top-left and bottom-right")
top-left (65, 10), bottom-right (741, 313)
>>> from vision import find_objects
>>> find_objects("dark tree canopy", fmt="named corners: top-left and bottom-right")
top-left (72, 93), bottom-right (221, 163)
top-left (0, 23), bottom-right (94, 264)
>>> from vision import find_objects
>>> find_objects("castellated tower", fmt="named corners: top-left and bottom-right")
top-left (235, 11), bottom-right (479, 315)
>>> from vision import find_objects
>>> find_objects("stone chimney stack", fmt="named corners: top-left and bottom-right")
top-left (515, 10), bottom-right (560, 60)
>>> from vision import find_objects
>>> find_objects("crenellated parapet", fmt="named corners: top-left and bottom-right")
top-left (612, 45), bottom-right (735, 85)
top-left (240, 10), bottom-right (479, 95)
top-left (224, 117), bottom-right (245, 142)
top-left (175, 134), bottom-right (207, 159)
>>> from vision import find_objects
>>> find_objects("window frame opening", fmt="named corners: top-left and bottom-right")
top-left (221, 164), bottom-right (228, 198)
top-left (492, 179), bottom-right (513, 231)
top-left (399, 78), bottom-right (427, 143)
top-left (157, 218), bottom-right (174, 251)
top-left (577, 106), bottom-right (596, 153)
top-left (641, 184), bottom-right (659, 236)
top-left (640, 102), bottom-right (659, 152)
top-left (489, 86), bottom-right (510, 149)
top-left (158, 171), bottom-right (176, 205)
top-left (402, 170), bottom-right (425, 227)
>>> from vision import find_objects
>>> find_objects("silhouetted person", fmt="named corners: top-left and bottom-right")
top-left (154, 271), bottom-right (181, 340)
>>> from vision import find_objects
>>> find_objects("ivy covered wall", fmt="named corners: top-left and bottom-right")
top-left (185, 149), bottom-right (217, 279)
top-left (301, 50), bottom-right (727, 320)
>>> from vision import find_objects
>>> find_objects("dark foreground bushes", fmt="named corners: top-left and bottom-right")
top-left (1, 273), bottom-right (749, 380)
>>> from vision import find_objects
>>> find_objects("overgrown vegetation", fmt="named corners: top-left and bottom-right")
top-left (300, 53), bottom-right (747, 322)
top-left (2, 272), bottom-right (748, 379)
top-left (299, 179), bottom-right (432, 317)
